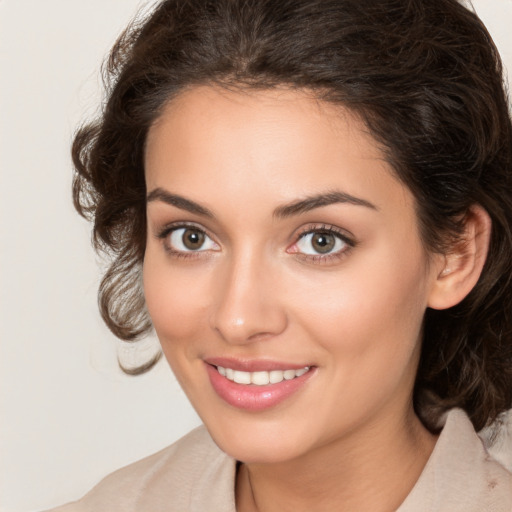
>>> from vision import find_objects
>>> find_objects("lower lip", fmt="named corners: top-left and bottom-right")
top-left (205, 363), bottom-right (315, 411)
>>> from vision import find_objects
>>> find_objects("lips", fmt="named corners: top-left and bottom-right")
top-left (205, 357), bottom-right (312, 372)
top-left (204, 358), bottom-right (315, 411)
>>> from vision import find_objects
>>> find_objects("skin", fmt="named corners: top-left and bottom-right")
top-left (143, 86), bottom-right (454, 511)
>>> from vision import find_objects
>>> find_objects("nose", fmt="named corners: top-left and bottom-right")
top-left (209, 252), bottom-right (288, 345)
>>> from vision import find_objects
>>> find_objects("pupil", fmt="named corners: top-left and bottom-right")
top-left (183, 229), bottom-right (204, 250)
top-left (312, 233), bottom-right (335, 253)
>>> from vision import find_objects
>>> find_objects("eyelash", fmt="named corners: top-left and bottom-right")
top-left (290, 224), bottom-right (356, 264)
top-left (155, 222), bottom-right (356, 263)
top-left (156, 222), bottom-right (218, 260)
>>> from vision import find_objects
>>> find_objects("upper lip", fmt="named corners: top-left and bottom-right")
top-left (204, 357), bottom-right (312, 372)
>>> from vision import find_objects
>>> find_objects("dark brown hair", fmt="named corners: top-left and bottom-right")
top-left (73, 0), bottom-right (512, 430)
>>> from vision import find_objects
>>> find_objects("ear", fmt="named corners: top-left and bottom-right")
top-left (427, 205), bottom-right (492, 310)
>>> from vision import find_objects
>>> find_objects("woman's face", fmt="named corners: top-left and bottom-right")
top-left (143, 86), bottom-right (442, 463)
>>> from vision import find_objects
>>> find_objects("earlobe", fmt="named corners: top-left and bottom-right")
top-left (427, 205), bottom-right (492, 310)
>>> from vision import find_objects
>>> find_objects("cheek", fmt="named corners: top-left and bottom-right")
top-left (142, 252), bottom-right (209, 349)
top-left (291, 257), bottom-right (429, 428)
top-left (290, 245), bottom-right (430, 363)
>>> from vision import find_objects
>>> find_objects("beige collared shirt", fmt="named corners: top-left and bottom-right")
top-left (47, 409), bottom-right (512, 512)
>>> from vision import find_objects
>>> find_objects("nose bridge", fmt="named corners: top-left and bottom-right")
top-left (210, 245), bottom-right (286, 344)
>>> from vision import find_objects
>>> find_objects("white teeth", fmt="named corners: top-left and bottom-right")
top-left (269, 370), bottom-right (284, 384)
top-left (233, 370), bottom-right (251, 384)
top-left (251, 371), bottom-right (270, 386)
top-left (216, 366), bottom-right (310, 385)
top-left (283, 369), bottom-right (296, 380)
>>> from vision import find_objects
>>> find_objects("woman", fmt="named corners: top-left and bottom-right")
top-left (50, 0), bottom-right (512, 510)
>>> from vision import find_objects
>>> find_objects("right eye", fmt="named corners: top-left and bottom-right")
top-left (165, 227), bottom-right (219, 253)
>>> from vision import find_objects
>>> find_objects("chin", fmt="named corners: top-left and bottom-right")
top-left (202, 414), bottom-right (316, 464)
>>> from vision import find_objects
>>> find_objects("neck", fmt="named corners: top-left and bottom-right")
top-left (236, 405), bottom-right (437, 512)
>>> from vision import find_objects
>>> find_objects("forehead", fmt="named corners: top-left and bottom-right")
top-left (144, 85), bottom-right (411, 215)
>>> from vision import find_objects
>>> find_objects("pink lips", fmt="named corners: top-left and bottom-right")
top-left (204, 358), bottom-right (315, 411)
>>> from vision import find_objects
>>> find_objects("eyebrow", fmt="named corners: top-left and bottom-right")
top-left (273, 191), bottom-right (377, 218)
top-left (146, 188), bottom-right (214, 217)
top-left (146, 188), bottom-right (377, 218)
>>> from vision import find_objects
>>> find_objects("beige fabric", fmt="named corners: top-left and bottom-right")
top-left (397, 409), bottom-right (512, 512)
top-left (47, 409), bottom-right (512, 512)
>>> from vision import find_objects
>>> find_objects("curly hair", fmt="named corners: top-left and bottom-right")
top-left (72, 0), bottom-right (512, 431)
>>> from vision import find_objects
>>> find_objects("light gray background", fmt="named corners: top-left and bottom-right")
top-left (1, 1), bottom-right (511, 511)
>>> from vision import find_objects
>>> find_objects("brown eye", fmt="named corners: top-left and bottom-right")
top-left (311, 233), bottom-right (336, 253)
top-left (295, 230), bottom-right (347, 256)
top-left (168, 227), bottom-right (217, 252)
top-left (182, 229), bottom-right (205, 250)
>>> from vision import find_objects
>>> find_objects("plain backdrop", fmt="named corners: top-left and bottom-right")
top-left (0, 1), bottom-right (511, 511)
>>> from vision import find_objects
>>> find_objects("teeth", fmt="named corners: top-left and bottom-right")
top-left (216, 366), bottom-right (310, 385)
top-left (233, 370), bottom-right (251, 384)
top-left (269, 370), bottom-right (284, 384)
top-left (251, 371), bottom-right (270, 386)
top-left (283, 369), bottom-right (296, 380)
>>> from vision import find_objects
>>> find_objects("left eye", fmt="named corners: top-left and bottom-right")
top-left (295, 231), bottom-right (347, 255)
top-left (168, 227), bottom-right (217, 252)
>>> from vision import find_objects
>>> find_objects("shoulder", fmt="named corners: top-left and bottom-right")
top-left (400, 408), bottom-right (512, 512)
top-left (45, 425), bottom-right (236, 512)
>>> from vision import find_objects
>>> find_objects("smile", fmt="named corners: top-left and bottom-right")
top-left (205, 360), bottom-right (315, 411)
top-left (216, 366), bottom-right (310, 385)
